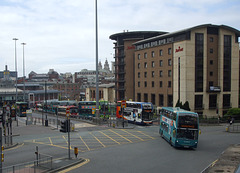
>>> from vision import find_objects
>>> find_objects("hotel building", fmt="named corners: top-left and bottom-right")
top-left (110, 24), bottom-right (240, 117)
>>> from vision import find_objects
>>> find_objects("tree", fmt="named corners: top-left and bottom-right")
top-left (183, 101), bottom-right (190, 111)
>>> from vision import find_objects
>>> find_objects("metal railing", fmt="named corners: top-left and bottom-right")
top-left (226, 124), bottom-right (240, 133)
top-left (1, 154), bottom-right (52, 173)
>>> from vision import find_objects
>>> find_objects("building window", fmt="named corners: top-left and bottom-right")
top-left (159, 60), bottom-right (163, 67)
top-left (168, 95), bottom-right (173, 107)
top-left (152, 71), bottom-right (154, 77)
top-left (144, 62), bottom-right (147, 68)
top-left (152, 81), bottom-right (154, 87)
top-left (210, 60), bottom-right (213, 65)
top-left (138, 82), bottom-right (140, 87)
top-left (138, 63), bottom-right (140, 69)
top-left (160, 71), bottom-right (163, 77)
top-left (144, 94), bottom-right (148, 102)
top-left (151, 94), bottom-right (156, 105)
top-left (223, 94), bottom-right (231, 108)
top-left (210, 71), bottom-right (213, 76)
top-left (168, 70), bottom-right (172, 77)
top-left (144, 52), bottom-right (147, 59)
top-left (159, 81), bottom-right (163, 87)
top-left (223, 35), bottom-right (231, 92)
top-left (210, 48), bottom-right (213, 53)
top-left (159, 94), bottom-right (164, 106)
top-left (151, 51), bottom-right (155, 58)
top-left (138, 54), bottom-right (140, 60)
top-left (210, 37), bottom-right (214, 42)
top-left (144, 81), bottom-right (147, 87)
top-left (159, 49), bottom-right (163, 56)
top-left (168, 59), bottom-right (172, 66)
top-left (209, 94), bottom-right (217, 109)
top-left (137, 93), bottom-right (141, 102)
top-left (195, 33), bottom-right (204, 92)
top-left (195, 95), bottom-right (203, 110)
top-left (168, 81), bottom-right (171, 88)
top-left (168, 48), bottom-right (172, 55)
top-left (152, 61), bottom-right (155, 68)
top-left (144, 72), bottom-right (147, 78)
top-left (138, 72), bottom-right (140, 78)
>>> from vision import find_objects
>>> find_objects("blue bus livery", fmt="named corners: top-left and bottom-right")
top-left (159, 107), bottom-right (199, 148)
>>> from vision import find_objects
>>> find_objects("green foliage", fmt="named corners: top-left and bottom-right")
top-left (175, 100), bottom-right (190, 111)
top-left (227, 108), bottom-right (240, 116)
top-left (183, 101), bottom-right (190, 111)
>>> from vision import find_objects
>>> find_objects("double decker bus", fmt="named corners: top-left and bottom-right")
top-left (78, 101), bottom-right (96, 118)
top-left (16, 102), bottom-right (28, 117)
top-left (58, 105), bottom-right (78, 117)
top-left (116, 101), bottom-right (153, 125)
top-left (159, 107), bottom-right (199, 148)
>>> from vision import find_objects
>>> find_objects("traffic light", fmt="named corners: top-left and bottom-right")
top-left (0, 114), bottom-right (3, 123)
top-left (60, 120), bottom-right (70, 133)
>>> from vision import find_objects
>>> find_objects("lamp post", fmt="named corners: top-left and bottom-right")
top-left (13, 38), bottom-right (18, 104)
top-left (21, 43), bottom-right (26, 102)
top-left (95, 0), bottom-right (99, 120)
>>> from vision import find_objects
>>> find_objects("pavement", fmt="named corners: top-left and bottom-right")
top-left (202, 144), bottom-right (240, 173)
top-left (2, 118), bottom-right (89, 173)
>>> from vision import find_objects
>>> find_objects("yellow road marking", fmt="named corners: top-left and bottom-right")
top-left (62, 136), bottom-right (72, 149)
top-left (137, 131), bottom-right (155, 139)
top-left (33, 141), bottom-right (69, 150)
top-left (108, 129), bottom-right (132, 143)
top-left (99, 131), bottom-right (120, 144)
top-left (58, 159), bottom-right (90, 173)
top-left (90, 132), bottom-right (106, 148)
top-left (5, 143), bottom-right (24, 151)
top-left (79, 136), bottom-right (91, 151)
top-left (49, 137), bottom-right (53, 145)
top-left (121, 129), bottom-right (144, 141)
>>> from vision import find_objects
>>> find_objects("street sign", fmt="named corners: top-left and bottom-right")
top-left (66, 107), bottom-right (70, 117)
top-left (121, 100), bottom-right (126, 108)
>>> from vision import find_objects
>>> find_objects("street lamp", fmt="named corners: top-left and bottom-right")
top-left (21, 43), bottom-right (26, 102)
top-left (95, 0), bottom-right (99, 119)
top-left (13, 38), bottom-right (18, 104)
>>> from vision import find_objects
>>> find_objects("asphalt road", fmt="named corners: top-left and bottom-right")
top-left (3, 115), bottom-right (240, 173)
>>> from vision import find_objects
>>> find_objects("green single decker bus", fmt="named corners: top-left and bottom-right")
top-left (159, 107), bottom-right (199, 149)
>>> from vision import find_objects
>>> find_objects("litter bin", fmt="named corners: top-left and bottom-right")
top-left (45, 119), bottom-right (48, 126)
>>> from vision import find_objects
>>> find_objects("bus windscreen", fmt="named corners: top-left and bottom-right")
top-left (178, 114), bottom-right (198, 129)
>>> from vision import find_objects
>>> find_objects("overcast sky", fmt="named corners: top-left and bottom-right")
top-left (0, 0), bottom-right (239, 77)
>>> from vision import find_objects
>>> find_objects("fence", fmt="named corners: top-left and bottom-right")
top-left (226, 124), bottom-right (240, 133)
top-left (1, 153), bottom-right (52, 173)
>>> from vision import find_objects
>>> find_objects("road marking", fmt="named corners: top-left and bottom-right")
top-left (108, 129), bottom-right (132, 143)
top-left (137, 131), bottom-right (155, 139)
top-left (49, 137), bottom-right (53, 145)
top-left (121, 129), bottom-right (144, 141)
top-left (90, 132), bottom-right (106, 148)
top-left (79, 136), bottom-right (91, 151)
top-left (5, 143), bottom-right (24, 151)
top-left (58, 158), bottom-right (90, 173)
top-left (62, 136), bottom-right (72, 149)
top-left (99, 131), bottom-right (120, 144)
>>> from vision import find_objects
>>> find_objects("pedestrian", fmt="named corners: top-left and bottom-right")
top-left (230, 117), bottom-right (234, 125)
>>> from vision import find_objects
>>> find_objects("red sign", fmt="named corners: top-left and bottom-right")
top-left (121, 100), bottom-right (126, 108)
top-left (127, 45), bottom-right (135, 50)
top-left (66, 107), bottom-right (70, 117)
top-left (175, 46), bottom-right (183, 53)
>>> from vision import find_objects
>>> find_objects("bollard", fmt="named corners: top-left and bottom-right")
top-left (74, 147), bottom-right (78, 158)
top-left (226, 125), bottom-right (229, 132)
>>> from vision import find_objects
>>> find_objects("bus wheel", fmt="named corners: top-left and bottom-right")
top-left (170, 138), bottom-right (172, 146)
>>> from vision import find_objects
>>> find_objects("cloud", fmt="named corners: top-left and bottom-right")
top-left (0, 0), bottom-right (239, 77)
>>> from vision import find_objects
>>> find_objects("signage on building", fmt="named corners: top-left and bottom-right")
top-left (175, 46), bottom-right (183, 53)
top-left (127, 45), bottom-right (135, 50)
